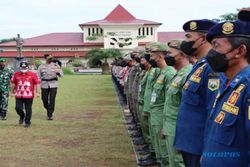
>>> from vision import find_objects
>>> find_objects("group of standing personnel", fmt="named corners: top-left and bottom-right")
top-left (0, 54), bottom-right (63, 128)
top-left (112, 8), bottom-right (250, 167)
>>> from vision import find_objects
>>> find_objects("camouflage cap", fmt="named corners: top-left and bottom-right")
top-left (0, 58), bottom-right (7, 62)
top-left (145, 43), bottom-right (151, 53)
top-left (132, 47), bottom-right (144, 54)
top-left (123, 54), bottom-right (133, 61)
top-left (148, 42), bottom-right (168, 52)
top-left (167, 39), bottom-right (183, 51)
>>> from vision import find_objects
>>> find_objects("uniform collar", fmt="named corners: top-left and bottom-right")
top-left (177, 64), bottom-right (192, 75)
top-left (229, 65), bottom-right (250, 88)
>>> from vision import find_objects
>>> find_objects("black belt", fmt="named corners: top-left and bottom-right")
top-left (42, 77), bottom-right (58, 81)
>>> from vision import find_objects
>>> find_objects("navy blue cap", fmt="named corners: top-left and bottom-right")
top-left (206, 20), bottom-right (250, 43)
top-left (238, 8), bottom-right (250, 21)
top-left (183, 19), bottom-right (217, 33)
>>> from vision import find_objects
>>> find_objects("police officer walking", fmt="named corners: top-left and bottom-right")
top-left (37, 54), bottom-right (63, 120)
top-left (0, 58), bottom-right (13, 120)
top-left (174, 19), bottom-right (226, 167)
top-left (201, 20), bottom-right (250, 167)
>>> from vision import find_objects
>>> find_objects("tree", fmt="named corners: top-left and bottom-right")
top-left (0, 38), bottom-right (16, 44)
top-left (85, 48), bottom-right (122, 74)
top-left (213, 9), bottom-right (239, 22)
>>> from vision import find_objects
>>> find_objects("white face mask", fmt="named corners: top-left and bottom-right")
top-left (21, 69), bottom-right (28, 73)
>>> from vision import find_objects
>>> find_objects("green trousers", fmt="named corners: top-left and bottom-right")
top-left (151, 125), bottom-right (169, 166)
top-left (165, 135), bottom-right (184, 167)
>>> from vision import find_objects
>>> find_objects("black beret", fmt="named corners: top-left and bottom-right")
top-left (206, 20), bottom-right (250, 43)
top-left (183, 19), bottom-right (217, 33)
top-left (238, 8), bottom-right (250, 21)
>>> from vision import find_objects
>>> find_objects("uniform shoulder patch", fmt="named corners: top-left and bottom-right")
top-left (208, 79), bottom-right (220, 91)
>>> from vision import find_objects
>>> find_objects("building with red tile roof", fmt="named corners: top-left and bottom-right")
top-left (0, 4), bottom-right (184, 67)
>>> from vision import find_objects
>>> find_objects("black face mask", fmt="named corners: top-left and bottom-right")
top-left (0, 64), bottom-right (5, 70)
top-left (144, 54), bottom-right (150, 62)
top-left (131, 54), bottom-right (135, 59)
top-left (206, 49), bottom-right (229, 72)
top-left (149, 59), bottom-right (158, 68)
top-left (180, 41), bottom-right (197, 56)
top-left (164, 54), bottom-right (176, 66)
top-left (140, 63), bottom-right (146, 70)
top-left (134, 57), bottom-right (141, 63)
top-left (120, 61), bottom-right (128, 67)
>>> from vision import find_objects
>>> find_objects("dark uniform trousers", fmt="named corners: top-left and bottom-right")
top-left (41, 88), bottom-right (57, 117)
top-left (15, 98), bottom-right (33, 125)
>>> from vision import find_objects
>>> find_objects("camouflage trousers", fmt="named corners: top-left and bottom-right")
top-left (0, 91), bottom-right (10, 118)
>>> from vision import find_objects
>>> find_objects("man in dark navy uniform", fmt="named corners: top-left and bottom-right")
top-left (174, 19), bottom-right (226, 167)
top-left (238, 8), bottom-right (250, 21)
top-left (201, 20), bottom-right (250, 167)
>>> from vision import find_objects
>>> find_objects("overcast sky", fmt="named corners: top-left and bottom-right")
top-left (0, 0), bottom-right (248, 39)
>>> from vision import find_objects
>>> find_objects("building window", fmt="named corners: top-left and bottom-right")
top-left (96, 28), bottom-right (99, 35)
top-left (88, 28), bottom-right (91, 36)
top-left (92, 28), bottom-right (95, 35)
top-left (151, 27), bottom-right (153, 35)
top-left (142, 27), bottom-right (145, 36)
top-left (138, 28), bottom-right (141, 36)
top-left (100, 28), bottom-right (103, 35)
top-left (146, 27), bottom-right (149, 35)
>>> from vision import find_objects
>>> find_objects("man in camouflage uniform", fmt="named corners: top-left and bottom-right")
top-left (161, 40), bottom-right (192, 167)
top-left (148, 42), bottom-right (176, 166)
top-left (126, 52), bottom-right (141, 124)
top-left (0, 58), bottom-right (13, 120)
top-left (131, 47), bottom-right (144, 128)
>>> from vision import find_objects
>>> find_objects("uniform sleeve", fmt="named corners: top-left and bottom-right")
top-left (37, 65), bottom-right (42, 79)
top-left (9, 68), bottom-right (14, 79)
top-left (245, 91), bottom-right (250, 163)
top-left (57, 66), bottom-right (64, 78)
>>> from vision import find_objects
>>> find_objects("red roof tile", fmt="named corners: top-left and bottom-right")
top-left (79, 4), bottom-right (161, 26)
top-left (0, 51), bottom-right (87, 58)
top-left (0, 33), bottom-right (103, 47)
top-left (105, 4), bottom-right (135, 21)
top-left (158, 32), bottom-right (186, 43)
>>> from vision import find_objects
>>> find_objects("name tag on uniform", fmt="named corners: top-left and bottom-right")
top-left (151, 91), bottom-right (157, 103)
top-left (139, 85), bottom-right (141, 92)
top-left (248, 106), bottom-right (250, 120)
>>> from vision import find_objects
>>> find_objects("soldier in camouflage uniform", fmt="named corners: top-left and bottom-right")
top-left (126, 52), bottom-right (141, 124)
top-left (131, 47), bottom-right (144, 126)
top-left (148, 42), bottom-right (176, 166)
top-left (0, 58), bottom-right (13, 120)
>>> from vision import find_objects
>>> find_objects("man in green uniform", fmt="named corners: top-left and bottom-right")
top-left (161, 40), bottom-right (192, 167)
top-left (149, 42), bottom-right (176, 166)
top-left (0, 58), bottom-right (13, 120)
top-left (138, 53), bottom-right (151, 144)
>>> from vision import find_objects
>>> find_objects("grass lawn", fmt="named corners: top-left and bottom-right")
top-left (0, 75), bottom-right (136, 167)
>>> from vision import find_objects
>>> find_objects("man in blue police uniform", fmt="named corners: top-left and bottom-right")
top-left (174, 19), bottom-right (226, 167)
top-left (238, 8), bottom-right (250, 21)
top-left (201, 20), bottom-right (250, 167)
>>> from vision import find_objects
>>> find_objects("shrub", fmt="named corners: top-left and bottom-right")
top-left (62, 67), bottom-right (73, 75)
